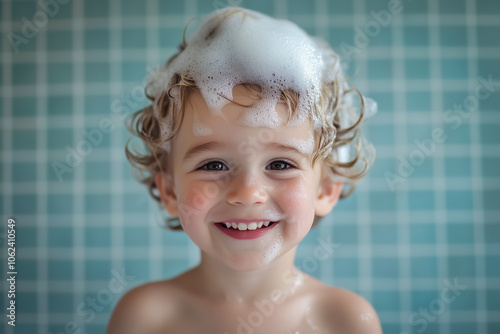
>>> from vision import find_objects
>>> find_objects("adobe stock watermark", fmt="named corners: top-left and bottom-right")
top-left (385, 74), bottom-right (500, 191)
top-left (339, 0), bottom-right (405, 63)
top-left (49, 268), bottom-right (135, 334)
top-left (400, 277), bottom-right (468, 334)
top-left (51, 65), bottom-right (164, 182)
top-left (6, 0), bottom-right (71, 53)
top-left (225, 236), bottom-right (339, 334)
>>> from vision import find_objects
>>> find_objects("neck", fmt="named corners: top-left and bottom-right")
top-left (191, 248), bottom-right (304, 303)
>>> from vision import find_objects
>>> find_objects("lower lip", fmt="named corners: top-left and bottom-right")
top-left (215, 222), bottom-right (279, 239)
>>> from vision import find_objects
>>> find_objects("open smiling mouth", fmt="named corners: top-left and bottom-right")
top-left (214, 221), bottom-right (280, 239)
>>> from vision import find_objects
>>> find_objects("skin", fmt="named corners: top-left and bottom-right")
top-left (107, 86), bottom-right (383, 334)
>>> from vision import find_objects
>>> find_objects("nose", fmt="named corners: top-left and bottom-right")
top-left (226, 172), bottom-right (268, 206)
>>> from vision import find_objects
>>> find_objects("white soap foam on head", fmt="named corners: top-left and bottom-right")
top-left (149, 7), bottom-right (341, 133)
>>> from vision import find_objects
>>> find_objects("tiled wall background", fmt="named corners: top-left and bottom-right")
top-left (1, 0), bottom-right (499, 333)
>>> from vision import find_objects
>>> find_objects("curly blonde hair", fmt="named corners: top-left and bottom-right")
top-left (125, 8), bottom-right (374, 231)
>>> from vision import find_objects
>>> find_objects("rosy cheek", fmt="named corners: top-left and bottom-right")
top-left (178, 182), bottom-right (215, 232)
top-left (280, 179), bottom-right (314, 233)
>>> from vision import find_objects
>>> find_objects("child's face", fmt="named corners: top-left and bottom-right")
top-left (157, 85), bottom-right (341, 271)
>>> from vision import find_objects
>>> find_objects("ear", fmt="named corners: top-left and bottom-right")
top-left (155, 173), bottom-right (179, 217)
top-left (315, 167), bottom-right (343, 217)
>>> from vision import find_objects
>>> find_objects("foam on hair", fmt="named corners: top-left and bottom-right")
top-left (148, 7), bottom-right (343, 134)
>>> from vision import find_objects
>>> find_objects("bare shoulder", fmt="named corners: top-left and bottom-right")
top-left (106, 279), bottom-right (181, 334)
top-left (313, 283), bottom-right (383, 334)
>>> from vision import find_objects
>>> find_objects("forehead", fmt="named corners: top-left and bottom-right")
top-left (173, 87), bottom-right (315, 154)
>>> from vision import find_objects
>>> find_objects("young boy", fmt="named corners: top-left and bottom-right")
top-left (107, 7), bottom-right (381, 334)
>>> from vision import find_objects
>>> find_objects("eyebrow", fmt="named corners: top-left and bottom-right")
top-left (182, 141), bottom-right (311, 162)
top-left (265, 142), bottom-right (311, 160)
top-left (183, 141), bottom-right (228, 162)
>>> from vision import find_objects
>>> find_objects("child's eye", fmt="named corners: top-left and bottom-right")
top-left (267, 160), bottom-right (295, 170)
top-left (199, 161), bottom-right (228, 171)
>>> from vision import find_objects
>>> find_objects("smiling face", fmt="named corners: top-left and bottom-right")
top-left (156, 85), bottom-right (341, 271)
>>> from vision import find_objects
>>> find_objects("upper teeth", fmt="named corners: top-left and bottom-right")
top-left (224, 221), bottom-right (272, 230)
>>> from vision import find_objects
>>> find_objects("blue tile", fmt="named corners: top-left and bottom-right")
top-left (80, 125), bottom-right (112, 148)
top-left (368, 59), bottom-right (393, 79)
top-left (159, 27), bottom-right (185, 48)
top-left (476, 1), bottom-right (500, 14)
top-left (85, 227), bottom-right (111, 247)
top-left (368, 92), bottom-right (393, 113)
top-left (85, 62), bottom-right (110, 82)
top-left (122, 61), bottom-right (148, 82)
top-left (85, 194), bottom-right (111, 214)
top-left (445, 157), bottom-right (472, 177)
top-left (403, 26), bottom-right (429, 46)
top-left (372, 257), bottom-right (399, 277)
top-left (487, 291), bottom-right (500, 310)
top-left (84, 94), bottom-right (111, 115)
top-left (47, 30), bottom-right (72, 51)
top-left (328, 1), bottom-right (353, 14)
top-left (369, 190), bottom-right (397, 211)
top-left (484, 222), bottom-right (500, 244)
top-left (449, 289), bottom-right (476, 310)
top-left (371, 223), bottom-right (398, 244)
top-left (333, 258), bottom-right (359, 277)
top-left (124, 259), bottom-right (150, 281)
top-left (441, 58), bottom-right (468, 79)
top-left (486, 256), bottom-right (500, 277)
top-left (85, 29), bottom-right (110, 50)
top-left (411, 257), bottom-right (437, 278)
top-left (336, 192), bottom-right (358, 211)
top-left (48, 293), bottom-right (73, 313)
top-left (13, 96), bottom-right (37, 117)
top-left (372, 290), bottom-right (400, 311)
top-left (328, 27), bottom-right (355, 50)
top-left (410, 289), bottom-right (436, 310)
top-left (448, 256), bottom-right (475, 277)
top-left (48, 260), bottom-right (73, 280)
top-left (369, 124), bottom-right (394, 145)
top-left (47, 194), bottom-right (74, 214)
top-left (85, 259), bottom-right (111, 280)
top-left (16, 225), bottom-right (37, 247)
top-left (158, 0), bottom-right (185, 14)
top-left (13, 194), bottom-right (36, 214)
top-left (17, 259), bottom-right (37, 280)
top-left (12, 162), bottom-right (36, 182)
top-left (85, 161), bottom-right (111, 181)
top-left (483, 190), bottom-right (500, 211)
top-left (13, 63), bottom-right (36, 85)
top-left (405, 59), bottom-right (430, 79)
top-left (123, 193), bottom-right (149, 213)
top-left (445, 190), bottom-right (473, 210)
top-left (122, 28), bottom-right (147, 49)
top-left (288, 0), bottom-right (315, 15)
top-left (48, 62), bottom-right (73, 84)
top-left (17, 292), bottom-right (37, 313)
top-left (47, 95), bottom-right (73, 116)
top-left (332, 225), bottom-right (358, 244)
top-left (449, 323), bottom-right (479, 334)
top-left (123, 227), bottom-right (149, 246)
top-left (84, 0), bottom-right (109, 17)
top-left (410, 223), bottom-right (436, 244)
top-left (480, 124), bottom-right (500, 145)
top-left (447, 223), bottom-right (474, 244)
top-left (121, 0), bottom-right (146, 16)
top-left (163, 258), bottom-right (191, 277)
top-left (408, 191), bottom-right (435, 211)
top-left (439, 0), bottom-right (466, 13)
top-left (48, 226), bottom-right (73, 247)
top-left (11, 1), bottom-right (37, 21)
top-left (406, 90), bottom-right (431, 112)
top-left (369, 25), bottom-right (393, 47)
top-left (440, 26), bottom-right (467, 47)
top-left (403, 0), bottom-right (428, 14)
top-left (47, 128), bottom-right (73, 149)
